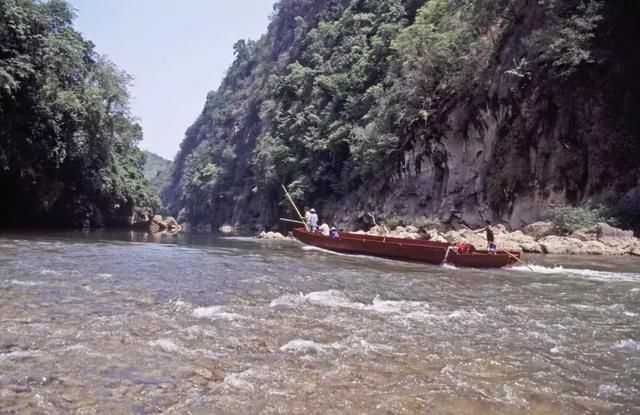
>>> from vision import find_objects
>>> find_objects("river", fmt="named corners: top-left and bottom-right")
top-left (1, 231), bottom-right (639, 414)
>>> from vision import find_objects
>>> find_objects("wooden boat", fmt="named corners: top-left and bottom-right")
top-left (292, 228), bottom-right (520, 268)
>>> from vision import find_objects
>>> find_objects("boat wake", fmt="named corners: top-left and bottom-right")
top-left (301, 245), bottom-right (403, 265)
top-left (512, 264), bottom-right (640, 282)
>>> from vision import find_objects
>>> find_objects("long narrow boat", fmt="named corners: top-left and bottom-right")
top-left (292, 227), bottom-right (520, 268)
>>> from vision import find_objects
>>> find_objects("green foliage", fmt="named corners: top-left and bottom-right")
top-left (603, 191), bottom-right (640, 233)
top-left (143, 151), bottom-right (171, 179)
top-left (549, 204), bottom-right (605, 235)
top-left (529, 0), bottom-right (604, 78)
top-left (0, 0), bottom-right (157, 227)
top-left (165, 0), bottom-right (624, 227)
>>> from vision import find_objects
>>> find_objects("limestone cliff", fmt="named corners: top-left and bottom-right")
top-left (164, 0), bottom-right (640, 231)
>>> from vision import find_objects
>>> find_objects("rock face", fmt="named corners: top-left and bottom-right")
top-left (163, 1), bottom-right (640, 233)
top-left (596, 223), bottom-right (635, 241)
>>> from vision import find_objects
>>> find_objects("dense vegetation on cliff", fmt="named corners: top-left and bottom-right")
top-left (142, 150), bottom-right (172, 191)
top-left (0, 0), bottom-right (157, 228)
top-left (165, 0), bottom-right (640, 230)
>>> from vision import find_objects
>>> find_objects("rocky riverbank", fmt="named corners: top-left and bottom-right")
top-left (254, 221), bottom-right (639, 256)
top-left (354, 222), bottom-right (640, 256)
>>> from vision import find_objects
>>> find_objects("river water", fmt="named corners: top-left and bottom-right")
top-left (0, 231), bottom-right (639, 414)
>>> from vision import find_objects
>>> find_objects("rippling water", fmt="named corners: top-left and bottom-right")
top-left (1, 231), bottom-right (639, 414)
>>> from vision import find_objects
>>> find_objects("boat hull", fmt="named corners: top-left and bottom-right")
top-left (292, 228), bottom-right (519, 268)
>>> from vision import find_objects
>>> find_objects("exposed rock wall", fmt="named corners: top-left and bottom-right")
top-left (165, 1), bottom-right (640, 232)
top-left (335, 2), bottom-right (640, 230)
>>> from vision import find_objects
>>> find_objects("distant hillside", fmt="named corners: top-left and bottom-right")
top-left (143, 151), bottom-right (171, 180)
top-left (143, 151), bottom-right (173, 194)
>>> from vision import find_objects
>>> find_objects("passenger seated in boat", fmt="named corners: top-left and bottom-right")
top-left (330, 227), bottom-right (340, 239)
top-left (456, 243), bottom-right (474, 254)
top-left (318, 220), bottom-right (330, 236)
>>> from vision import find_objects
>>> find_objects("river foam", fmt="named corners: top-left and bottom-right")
top-left (280, 339), bottom-right (328, 354)
top-left (512, 264), bottom-right (640, 282)
top-left (192, 306), bottom-right (246, 321)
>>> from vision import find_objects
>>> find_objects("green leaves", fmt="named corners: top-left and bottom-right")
top-left (0, 0), bottom-right (157, 226)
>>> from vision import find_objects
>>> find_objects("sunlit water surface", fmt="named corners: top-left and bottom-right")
top-left (1, 231), bottom-right (639, 414)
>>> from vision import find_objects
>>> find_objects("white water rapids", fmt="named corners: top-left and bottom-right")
top-left (0, 231), bottom-right (639, 413)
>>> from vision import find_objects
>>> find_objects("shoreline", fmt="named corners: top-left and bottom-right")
top-left (255, 222), bottom-right (640, 257)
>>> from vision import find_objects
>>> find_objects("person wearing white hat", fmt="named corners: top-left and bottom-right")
top-left (308, 208), bottom-right (319, 232)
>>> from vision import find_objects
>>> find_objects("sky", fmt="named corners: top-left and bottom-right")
top-left (68, 0), bottom-right (276, 160)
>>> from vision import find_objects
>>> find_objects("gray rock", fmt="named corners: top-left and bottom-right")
top-left (426, 229), bottom-right (448, 243)
top-left (581, 240), bottom-right (608, 255)
top-left (520, 241), bottom-right (544, 253)
top-left (571, 229), bottom-right (597, 242)
top-left (539, 236), bottom-right (584, 255)
top-left (596, 223), bottom-right (635, 240)
top-left (522, 222), bottom-right (554, 239)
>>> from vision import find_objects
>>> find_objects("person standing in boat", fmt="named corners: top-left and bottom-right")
top-left (318, 220), bottom-right (330, 236)
top-left (308, 208), bottom-right (319, 232)
top-left (304, 207), bottom-right (312, 231)
top-left (475, 220), bottom-right (497, 254)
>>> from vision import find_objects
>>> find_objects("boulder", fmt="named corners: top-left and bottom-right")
top-left (150, 214), bottom-right (169, 230)
top-left (496, 230), bottom-right (534, 253)
top-left (498, 240), bottom-right (523, 253)
top-left (443, 229), bottom-right (486, 250)
top-left (493, 224), bottom-right (509, 234)
top-left (581, 240), bottom-right (608, 255)
top-left (519, 241), bottom-right (544, 254)
top-left (386, 226), bottom-right (421, 239)
top-left (165, 216), bottom-right (180, 229)
top-left (502, 230), bottom-right (533, 244)
top-left (405, 225), bottom-right (419, 233)
top-left (599, 239), bottom-right (636, 255)
top-left (367, 225), bottom-right (390, 236)
top-left (522, 221), bottom-right (554, 239)
top-left (425, 229), bottom-right (449, 243)
top-left (538, 236), bottom-right (585, 255)
top-left (596, 223), bottom-right (635, 241)
top-left (571, 229), bottom-right (597, 242)
top-left (594, 223), bottom-right (638, 254)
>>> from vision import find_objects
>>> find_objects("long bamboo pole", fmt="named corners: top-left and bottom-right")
top-left (460, 224), bottom-right (535, 271)
top-left (280, 218), bottom-right (305, 225)
top-left (281, 185), bottom-right (308, 230)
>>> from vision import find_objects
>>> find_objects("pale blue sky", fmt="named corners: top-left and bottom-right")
top-left (68, 0), bottom-right (276, 160)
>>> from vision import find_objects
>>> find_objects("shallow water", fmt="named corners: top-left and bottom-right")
top-left (1, 230), bottom-right (639, 414)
